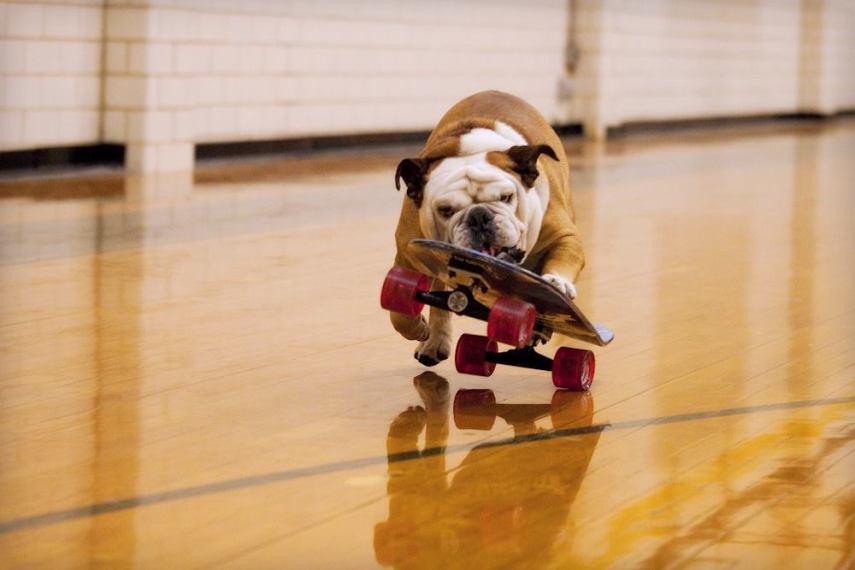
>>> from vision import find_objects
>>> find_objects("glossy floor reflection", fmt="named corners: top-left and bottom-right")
top-left (0, 120), bottom-right (853, 568)
top-left (376, 373), bottom-right (601, 568)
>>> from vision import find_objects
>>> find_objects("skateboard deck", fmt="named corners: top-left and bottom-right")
top-left (408, 239), bottom-right (614, 347)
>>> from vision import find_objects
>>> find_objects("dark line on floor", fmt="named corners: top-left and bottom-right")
top-left (1, 395), bottom-right (852, 536)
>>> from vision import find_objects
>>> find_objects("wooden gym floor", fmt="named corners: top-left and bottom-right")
top-left (0, 119), bottom-right (853, 568)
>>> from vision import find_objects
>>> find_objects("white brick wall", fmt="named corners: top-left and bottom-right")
top-left (94, 0), bottom-right (567, 171)
top-left (563, 0), bottom-right (855, 135)
top-left (131, 0), bottom-right (566, 143)
top-left (1, 0), bottom-right (853, 169)
top-left (0, 0), bottom-right (103, 150)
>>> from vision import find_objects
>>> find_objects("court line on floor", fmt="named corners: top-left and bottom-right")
top-left (1, 395), bottom-right (852, 536)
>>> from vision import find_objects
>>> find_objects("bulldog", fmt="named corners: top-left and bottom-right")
top-left (391, 90), bottom-right (585, 366)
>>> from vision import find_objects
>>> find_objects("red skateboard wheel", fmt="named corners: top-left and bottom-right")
top-left (454, 334), bottom-right (498, 377)
top-left (551, 347), bottom-right (595, 391)
top-left (486, 297), bottom-right (536, 348)
top-left (453, 389), bottom-right (497, 430)
top-left (380, 266), bottom-right (429, 317)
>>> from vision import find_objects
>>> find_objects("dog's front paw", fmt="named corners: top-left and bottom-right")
top-left (414, 333), bottom-right (452, 367)
top-left (542, 273), bottom-right (577, 300)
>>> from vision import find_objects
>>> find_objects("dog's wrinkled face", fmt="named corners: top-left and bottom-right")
top-left (395, 141), bottom-right (556, 261)
top-left (423, 155), bottom-right (525, 255)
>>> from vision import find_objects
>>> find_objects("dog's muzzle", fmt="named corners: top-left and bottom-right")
top-left (465, 205), bottom-right (497, 253)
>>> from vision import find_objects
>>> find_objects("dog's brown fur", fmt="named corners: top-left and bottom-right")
top-left (391, 90), bottom-right (585, 341)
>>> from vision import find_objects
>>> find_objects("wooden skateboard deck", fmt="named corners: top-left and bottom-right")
top-left (408, 239), bottom-right (614, 347)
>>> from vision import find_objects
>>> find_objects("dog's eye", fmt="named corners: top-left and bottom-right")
top-left (437, 205), bottom-right (456, 219)
top-left (500, 194), bottom-right (514, 204)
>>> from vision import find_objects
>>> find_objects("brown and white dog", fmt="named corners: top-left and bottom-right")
top-left (391, 90), bottom-right (584, 366)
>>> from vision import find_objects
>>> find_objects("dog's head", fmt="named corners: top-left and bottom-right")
top-left (396, 138), bottom-right (557, 260)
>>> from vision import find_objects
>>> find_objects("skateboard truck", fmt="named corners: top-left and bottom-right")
top-left (415, 286), bottom-right (554, 347)
top-left (486, 346), bottom-right (553, 371)
top-left (410, 286), bottom-right (490, 321)
top-left (446, 290), bottom-right (469, 313)
top-left (453, 334), bottom-right (594, 391)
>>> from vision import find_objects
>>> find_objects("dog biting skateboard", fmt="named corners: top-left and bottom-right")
top-left (383, 91), bottom-right (612, 390)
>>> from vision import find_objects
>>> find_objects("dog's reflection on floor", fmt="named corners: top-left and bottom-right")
top-left (374, 372), bottom-right (603, 568)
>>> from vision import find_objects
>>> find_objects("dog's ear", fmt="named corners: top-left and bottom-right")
top-left (395, 158), bottom-right (432, 207)
top-left (506, 145), bottom-right (558, 188)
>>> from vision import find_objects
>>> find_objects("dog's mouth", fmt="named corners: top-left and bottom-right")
top-left (479, 245), bottom-right (525, 263)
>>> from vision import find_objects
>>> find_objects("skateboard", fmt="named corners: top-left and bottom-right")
top-left (380, 239), bottom-right (614, 390)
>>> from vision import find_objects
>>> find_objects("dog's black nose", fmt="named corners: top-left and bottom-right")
top-left (466, 206), bottom-right (494, 231)
top-left (465, 206), bottom-right (496, 250)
